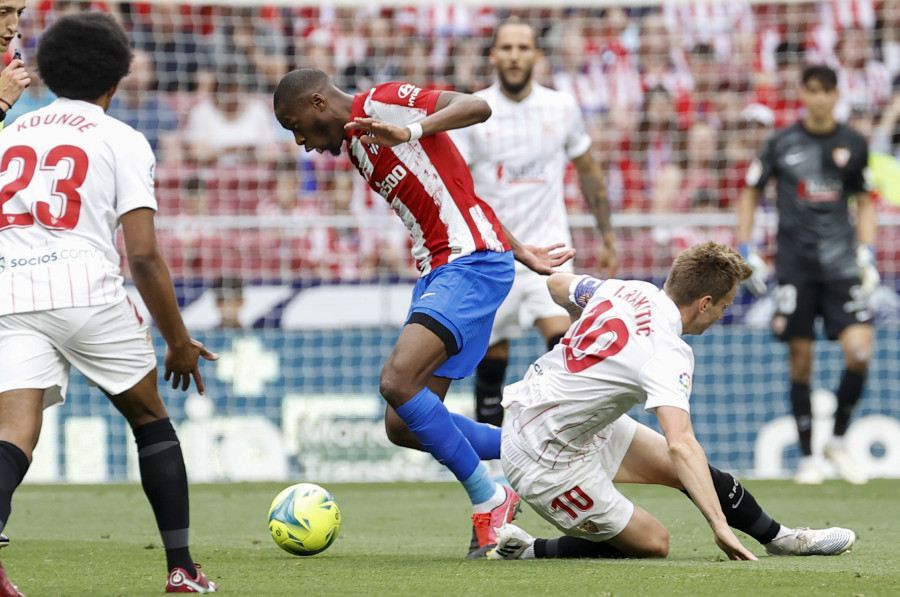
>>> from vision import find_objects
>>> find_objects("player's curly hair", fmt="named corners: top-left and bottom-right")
top-left (665, 241), bottom-right (753, 305)
top-left (37, 12), bottom-right (132, 101)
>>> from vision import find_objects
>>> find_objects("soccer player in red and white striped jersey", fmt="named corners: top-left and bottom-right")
top-left (449, 19), bottom-right (618, 460)
top-left (275, 68), bottom-right (574, 554)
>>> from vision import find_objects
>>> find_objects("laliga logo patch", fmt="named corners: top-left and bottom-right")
top-left (832, 147), bottom-right (850, 168)
top-left (678, 372), bottom-right (692, 390)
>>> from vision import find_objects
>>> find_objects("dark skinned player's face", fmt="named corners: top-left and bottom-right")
top-left (276, 96), bottom-right (345, 157)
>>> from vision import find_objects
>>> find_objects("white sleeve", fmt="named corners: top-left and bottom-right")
top-left (563, 94), bottom-right (592, 161)
top-left (448, 126), bottom-right (474, 165)
top-left (640, 349), bottom-right (693, 414)
top-left (115, 130), bottom-right (158, 216)
top-left (185, 101), bottom-right (213, 147)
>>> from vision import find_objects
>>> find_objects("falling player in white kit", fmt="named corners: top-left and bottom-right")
top-left (472, 242), bottom-right (857, 560)
top-left (0, 14), bottom-right (217, 594)
top-left (450, 18), bottom-right (618, 434)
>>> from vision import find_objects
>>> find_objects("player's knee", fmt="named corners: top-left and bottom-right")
top-left (624, 533), bottom-right (669, 559)
top-left (379, 368), bottom-right (410, 408)
top-left (845, 344), bottom-right (872, 372)
top-left (790, 364), bottom-right (812, 383)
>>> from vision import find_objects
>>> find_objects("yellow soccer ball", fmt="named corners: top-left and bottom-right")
top-left (267, 483), bottom-right (341, 556)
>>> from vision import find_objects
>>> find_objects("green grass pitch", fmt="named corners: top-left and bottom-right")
top-left (4, 480), bottom-right (898, 596)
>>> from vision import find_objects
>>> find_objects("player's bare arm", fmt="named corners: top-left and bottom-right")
top-left (344, 90), bottom-right (491, 147)
top-left (855, 190), bottom-right (880, 294)
top-left (735, 186), bottom-right (761, 245)
top-left (546, 272), bottom-right (585, 321)
top-left (120, 208), bottom-right (218, 394)
top-left (572, 150), bottom-right (618, 278)
top-left (501, 223), bottom-right (575, 275)
top-left (656, 405), bottom-right (758, 561)
top-left (855, 191), bottom-right (877, 247)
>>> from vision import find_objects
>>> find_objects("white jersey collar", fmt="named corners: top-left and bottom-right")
top-left (656, 290), bottom-right (684, 336)
top-left (48, 97), bottom-right (106, 114)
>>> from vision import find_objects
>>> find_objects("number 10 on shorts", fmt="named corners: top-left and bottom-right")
top-left (551, 485), bottom-right (595, 519)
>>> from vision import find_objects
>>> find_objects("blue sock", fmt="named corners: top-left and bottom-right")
top-left (462, 462), bottom-right (496, 505)
top-left (394, 388), bottom-right (496, 504)
top-left (450, 413), bottom-right (501, 460)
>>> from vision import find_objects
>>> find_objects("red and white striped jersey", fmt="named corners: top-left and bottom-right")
top-left (502, 278), bottom-right (694, 467)
top-left (450, 83), bottom-right (590, 271)
top-left (0, 98), bottom-right (157, 315)
top-left (662, 1), bottom-right (755, 57)
top-left (345, 82), bottom-right (510, 275)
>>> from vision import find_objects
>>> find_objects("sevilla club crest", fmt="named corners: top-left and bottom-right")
top-left (832, 147), bottom-right (851, 168)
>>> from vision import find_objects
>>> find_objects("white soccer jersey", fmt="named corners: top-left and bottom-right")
top-left (502, 278), bottom-right (695, 468)
top-left (0, 98), bottom-right (157, 315)
top-left (450, 83), bottom-right (592, 269)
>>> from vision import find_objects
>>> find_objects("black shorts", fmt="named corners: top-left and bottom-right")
top-left (771, 278), bottom-right (873, 342)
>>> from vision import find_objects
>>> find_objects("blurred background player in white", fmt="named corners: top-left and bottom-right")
top-left (0, 13), bottom-right (218, 594)
top-left (736, 64), bottom-right (876, 486)
top-left (0, 0), bottom-right (31, 133)
top-left (274, 68), bottom-right (574, 556)
top-left (474, 242), bottom-right (856, 561)
top-left (450, 18), bottom-right (618, 441)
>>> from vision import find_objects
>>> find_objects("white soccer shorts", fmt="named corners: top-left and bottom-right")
top-left (0, 298), bottom-right (157, 408)
top-left (489, 267), bottom-right (571, 345)
top-left (501, 413), bottom-right (638, 541)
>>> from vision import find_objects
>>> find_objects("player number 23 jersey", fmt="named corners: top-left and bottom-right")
top-left (0, 98), bottom-right (158, 315)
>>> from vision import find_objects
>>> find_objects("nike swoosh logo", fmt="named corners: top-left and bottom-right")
top-left (785, 152), bottom-right (806, 165)
top-left (421, 293), bottom-right (436, 298)
top-left (731, 486), bottom-right (745, 509)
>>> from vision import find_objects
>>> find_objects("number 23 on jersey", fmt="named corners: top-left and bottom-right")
top-left (0, 144), bottom-right (88, 231)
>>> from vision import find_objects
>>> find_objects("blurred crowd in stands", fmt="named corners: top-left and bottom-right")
top-left (7, 1), bottom-right (900, 282)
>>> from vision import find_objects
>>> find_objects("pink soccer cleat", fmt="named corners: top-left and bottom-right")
top-left (166, 564), bottom-right (218, 593)
top-left (469, 485), bottom-right (521, 556)
top-left (0, 561), bottom-right (24, 597)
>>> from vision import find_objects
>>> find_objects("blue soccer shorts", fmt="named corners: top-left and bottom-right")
top-left (406, 250), bottom-right (514, 379)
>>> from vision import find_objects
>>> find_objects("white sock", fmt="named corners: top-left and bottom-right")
top-left (472, 483), bottom-right (506, 514)
top-left (771, 525), bottom-right (792, 543)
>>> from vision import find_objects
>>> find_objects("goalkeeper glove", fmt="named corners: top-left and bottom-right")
top-left (856, 244), bottom-right (880, 296)
top-left (739, 242), bottom-right (769, 297)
